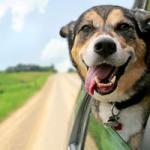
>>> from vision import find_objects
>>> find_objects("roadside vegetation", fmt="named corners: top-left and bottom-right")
top-left (5, 64), bottom-right (57, 73)
top-left (68, 68), bottom-right (76, 73)
top-left (0, 71), bottom-right (51, 122)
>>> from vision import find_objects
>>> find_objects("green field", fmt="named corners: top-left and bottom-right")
top-left (0, 72), bottom-right (50, 122)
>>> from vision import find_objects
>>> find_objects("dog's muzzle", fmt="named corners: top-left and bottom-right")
top-left (82, 35), bottom-right (133, 96)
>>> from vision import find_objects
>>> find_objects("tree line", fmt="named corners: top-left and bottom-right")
top-left (5, 64), bottom-right (57, 73)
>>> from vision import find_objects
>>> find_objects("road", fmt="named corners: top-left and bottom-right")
top-left (0, 73), bottom-right (81, 150)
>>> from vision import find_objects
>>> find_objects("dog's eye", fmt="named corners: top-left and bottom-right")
top-left (80, 25), bottom-right (93, 34)
top-left (116, 23), bottom-right (132, 31)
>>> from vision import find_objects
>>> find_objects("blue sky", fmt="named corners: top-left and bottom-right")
top-left (0, 0), bottom-right (134, 72)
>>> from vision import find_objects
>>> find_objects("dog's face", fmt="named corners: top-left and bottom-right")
top-left (60, 5), bottom-right (150, 102)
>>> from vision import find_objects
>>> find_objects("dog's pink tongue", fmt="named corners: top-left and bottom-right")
top-left (85, 65), bottom-right (113, 95)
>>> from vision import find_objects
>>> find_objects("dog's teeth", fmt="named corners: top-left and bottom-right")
top-left (108, 82), bottom-right (113, 86)
top-left (98, 82), bottom-right (113, 87)
top-left (95, 76), bottom-right (100, 84)
top-left (111, 76), bottom-right (116, 84)
top-left (110, 68), bottom-right (117, 79)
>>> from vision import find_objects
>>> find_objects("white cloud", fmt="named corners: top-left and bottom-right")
top-left (41, 38), bottom-right (68, 62)
top-left (0, 0), bottom-right (49, 32)
top-left (41, 38), bottom-right (73, 72)
top-left (0, 4), bottom-right (7, 18)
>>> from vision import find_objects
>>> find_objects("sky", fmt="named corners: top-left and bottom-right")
top-left (0, 0), bottom-right (134, 72)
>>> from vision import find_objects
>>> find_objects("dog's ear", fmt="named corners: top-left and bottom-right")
top-left (60, 21), bottom-right (76, 38)
top-left (133, 9), bottom-right (150, 34)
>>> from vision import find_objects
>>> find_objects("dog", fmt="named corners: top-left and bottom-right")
top-left (60, 5), bottom-right (150, 149)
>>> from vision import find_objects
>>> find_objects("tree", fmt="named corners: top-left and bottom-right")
top-left (68, 68), bottom-right (75, 73)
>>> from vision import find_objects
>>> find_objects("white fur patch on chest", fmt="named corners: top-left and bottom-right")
top-left (99, 103), bottom-right (144, 141)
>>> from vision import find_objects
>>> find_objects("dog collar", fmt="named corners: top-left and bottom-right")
top-left (113, 90), bottom-right (146, 110)
top-left (92, 100), bottom-right (123, 130)
top-left (92, 90), bottom-right (145, 131)
top-left (107, 91), bottom-right (145, 130)
top-left (108, 92), bottom-right (145, 130)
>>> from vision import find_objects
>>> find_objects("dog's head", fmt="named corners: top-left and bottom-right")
top-left (60, 5), bottom-right (150, 102)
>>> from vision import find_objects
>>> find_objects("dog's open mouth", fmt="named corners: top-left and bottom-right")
top-left (85, 58), bottom-right (131, 95)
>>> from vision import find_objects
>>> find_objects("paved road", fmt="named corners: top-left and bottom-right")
top-left (0, 73), bottom-right (81, 150)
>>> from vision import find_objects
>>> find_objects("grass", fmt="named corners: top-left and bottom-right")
top-left (0, 72), bottom-right (50, 122)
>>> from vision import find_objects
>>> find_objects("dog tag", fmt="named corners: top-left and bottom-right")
top-left (108, 115), bottom-right (120, 122)
top-left (106, 104), bottom-right (123, 130)
top-left (106, 115), bottom-right (123, 130)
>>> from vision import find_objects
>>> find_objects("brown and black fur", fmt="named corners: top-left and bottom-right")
top-left (60, 5), bottom-right (150, 149)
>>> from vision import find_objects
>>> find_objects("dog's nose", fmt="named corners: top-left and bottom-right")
top-left (94, 39), bottom-right (116, 57)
